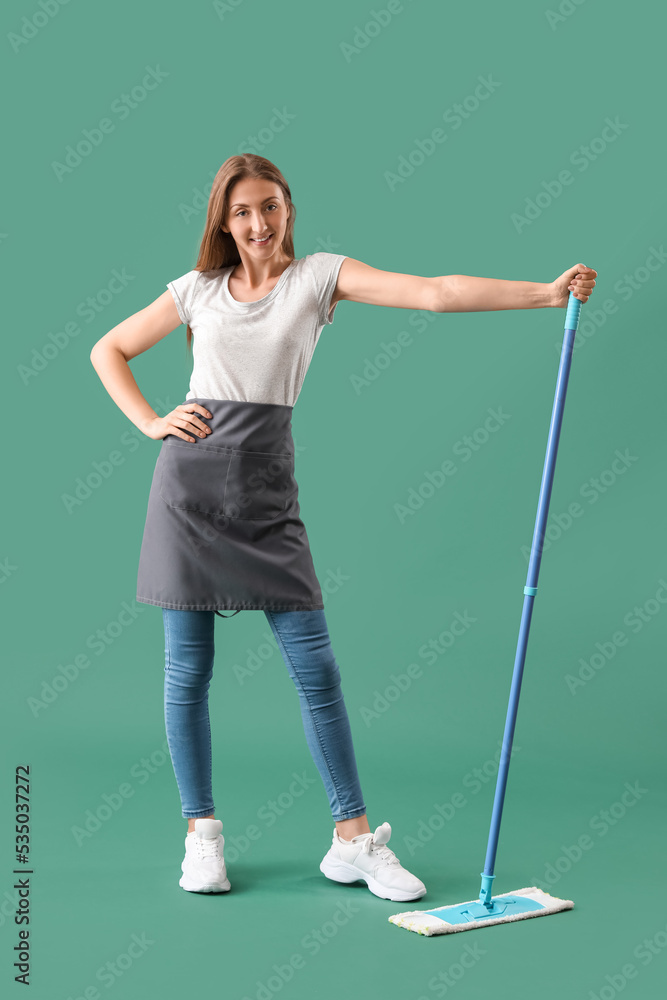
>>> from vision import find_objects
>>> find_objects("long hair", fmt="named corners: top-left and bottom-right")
top-left (184, 154), bottom-right (296, 353)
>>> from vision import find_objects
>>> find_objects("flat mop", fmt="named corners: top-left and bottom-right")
top-left (390, 291), bottom-right (583, 936)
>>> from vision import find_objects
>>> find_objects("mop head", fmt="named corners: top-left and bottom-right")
top-left (388, 886), bottom-right (573, 936)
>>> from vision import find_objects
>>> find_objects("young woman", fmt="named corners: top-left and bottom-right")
top-left (90, 153), bottom-right (597, 902)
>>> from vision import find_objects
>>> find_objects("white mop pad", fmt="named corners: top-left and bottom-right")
top-left (388, 886), bottom-right (573, 936)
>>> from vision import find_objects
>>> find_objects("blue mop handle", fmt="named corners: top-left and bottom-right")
top-left (478, 291), bottom-right (583, 908)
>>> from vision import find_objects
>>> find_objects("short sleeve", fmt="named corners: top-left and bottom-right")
top-left (166, 269), bottom-right (201, 327)
top-left (308, 253), bottom-right (347, 326)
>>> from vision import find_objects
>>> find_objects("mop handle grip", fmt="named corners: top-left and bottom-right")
top-left (565, 291), bottom-right (582, 332)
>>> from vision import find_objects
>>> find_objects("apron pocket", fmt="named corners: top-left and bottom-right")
top-left (223, 449), bottom-right (297, 520)
top-left (159, 440), bottom-right (233, 515)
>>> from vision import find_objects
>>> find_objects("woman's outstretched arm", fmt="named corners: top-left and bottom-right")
top-left (333, 257), bottom-right (597, 313)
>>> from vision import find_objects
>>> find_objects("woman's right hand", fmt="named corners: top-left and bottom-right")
top-left (144, 403), bottom-right (213, 443)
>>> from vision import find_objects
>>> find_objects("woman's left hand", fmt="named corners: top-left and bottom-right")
top-left (550, 263), bottom-right (597, 307)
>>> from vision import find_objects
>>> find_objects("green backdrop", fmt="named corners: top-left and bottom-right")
top-left (2, 0), bottom-right (665, 997)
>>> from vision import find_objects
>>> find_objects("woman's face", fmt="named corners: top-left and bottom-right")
top-left (223, 177), bottom-right (290, 260)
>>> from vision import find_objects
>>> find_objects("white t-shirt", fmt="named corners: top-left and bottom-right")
top-left (166, 252), bottom-right (347, 407)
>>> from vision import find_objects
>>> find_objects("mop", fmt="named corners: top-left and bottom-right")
top-left (389, 291), bottom-right (583, 936)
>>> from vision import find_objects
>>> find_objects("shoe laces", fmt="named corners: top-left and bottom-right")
top-left (195, 834), bottom-right (222, 861)
top-left (360, 833), bottom-right (400, 866)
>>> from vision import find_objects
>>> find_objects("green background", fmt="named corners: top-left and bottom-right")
top-left (2, 0), bottom-right (665, 996)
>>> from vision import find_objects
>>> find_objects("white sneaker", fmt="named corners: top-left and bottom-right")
top-left (319, 821), bottom-right (426, 902)
top-left (179, 818), bottom-right (231, 893)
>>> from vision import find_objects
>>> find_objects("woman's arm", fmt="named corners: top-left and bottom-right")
top-left (89, 290), bottom-right (181, 434)
top-left (90, 288), bottom-right (233, 444)
top-left (88, 285), bottom-right (220, 449)
top-left (333, 257), bottom-right (597, 313)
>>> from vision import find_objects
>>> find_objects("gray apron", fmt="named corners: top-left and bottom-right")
top-left (136, 398), bottom-right (324, 615)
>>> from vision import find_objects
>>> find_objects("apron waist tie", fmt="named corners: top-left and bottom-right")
top-left (215, 609), bottom-right (241, 618)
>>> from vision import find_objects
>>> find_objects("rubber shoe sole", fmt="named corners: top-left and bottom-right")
top-left (319, 852), bottom-right (427, 903)
top-left (179, 872), bottom-right (230, 893)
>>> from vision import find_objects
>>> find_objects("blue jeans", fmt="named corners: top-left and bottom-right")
top-left (162, 608), bottom-right (367, 821)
